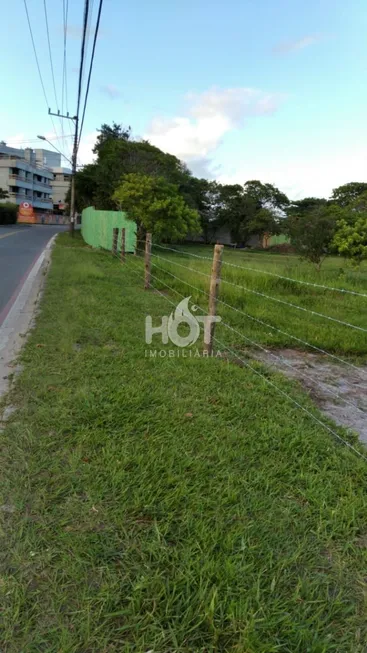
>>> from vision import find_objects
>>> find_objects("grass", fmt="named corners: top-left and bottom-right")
top-left (145, 243), bottom-right (367, 361)
top-left (0, 232), bottom-right (367, 652)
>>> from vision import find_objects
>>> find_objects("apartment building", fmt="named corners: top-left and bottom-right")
top-left (0, 142), bottom-right (53, 212)
top-left (34, 148), bottom-right (62, 169)
top-left (51, 167), bottom-right (72, 212)
top-left (34, 148), bottom-right (71, 213)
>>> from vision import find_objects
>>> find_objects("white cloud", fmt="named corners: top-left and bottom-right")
top-left (218, 148), bottom-right (367, 200)
top-left (100, 84), bottom-right (121, 100)
top-left (272, 35), bottom-right (321, 55)
top-left (145, 87), bottom-right (282, 177)
top-left (77, 131), bottom-right (98, 166)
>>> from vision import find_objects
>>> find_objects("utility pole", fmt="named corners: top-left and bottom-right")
top-left (49, 109), bottom-right (78, 236)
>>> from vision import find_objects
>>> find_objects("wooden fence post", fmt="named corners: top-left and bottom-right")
top-left (112, 228), bottom-right (119, 256)
top-left (144, 232), bottom-right (152, 289)
top-left (120, 228), bottom-right (126, 262)
top-left (203, 243), bottom-right (224, 356)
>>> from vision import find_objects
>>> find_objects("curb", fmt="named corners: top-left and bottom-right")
top-left (0, 234), bottom-right (57, 402)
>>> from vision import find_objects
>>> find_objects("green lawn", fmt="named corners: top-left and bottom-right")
top-left (0, 233), bottom-right (366, 652)
top-left (145, 243), bottom-right (367, 361)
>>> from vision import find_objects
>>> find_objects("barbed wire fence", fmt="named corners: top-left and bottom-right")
top-left (108, 229), bottom-right (367, 461)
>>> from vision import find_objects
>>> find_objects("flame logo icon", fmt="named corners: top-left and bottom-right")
top-left (167, 296), bottom-right (201, 347)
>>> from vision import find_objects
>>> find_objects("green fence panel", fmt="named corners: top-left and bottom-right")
top-left (81, 207), bottom-right (137, 253)
top-left (268, 233), bottom-right (290, 246)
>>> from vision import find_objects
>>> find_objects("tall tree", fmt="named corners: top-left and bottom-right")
top-left (93, 122), bottom-right (131, 156)
top-left (74, 125), bottom-right (195, 211)
top-left (180, 178), bottom-right (222, 243)
top-left (244, 180), bottom-right (289, 212)
top-left (218, 184), bottom-right (256, 245)
top-left (112, 173), bottom-right (201, 242)
top-left (286, 197), bottom-right (328, 217)
top-left (331, 182), bottom-right (367, 207)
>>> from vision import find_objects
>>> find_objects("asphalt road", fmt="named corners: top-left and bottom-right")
top-left (0, 224), bottom-right (66, 325)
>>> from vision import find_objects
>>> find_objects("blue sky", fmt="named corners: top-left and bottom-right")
top-left (2, 0), bottom-right (367, 198)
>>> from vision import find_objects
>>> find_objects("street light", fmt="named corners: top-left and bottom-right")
top-left (37, 135), bottom-right (72, 167)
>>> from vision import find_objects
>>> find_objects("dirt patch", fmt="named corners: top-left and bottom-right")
top-left (250, 348), bottom-right (367, 444)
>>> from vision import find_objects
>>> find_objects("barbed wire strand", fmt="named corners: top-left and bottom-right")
top-left (113, 252), bottom-right (367, 462)
top-left (142, 241), bottom-right (367, 299)
top-left (109, 251), bottom-right (367, 399)
top-left (152, 263), bottom-right (365, 392)
top-left (147, 251), bottom-right (367, 335)
top-left (147, 252), bottom-right (367, 376)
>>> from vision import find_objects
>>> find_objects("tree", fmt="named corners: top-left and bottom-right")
top-left (74, 125), bottom-right (195, 212)
top-left (332, 217), bottom-right (367, 265)
top-left (244, 180), bottom-right (289, 212)
top-left (217, 181), bottom-right (289, 245)
top-left (217, 184), bottom-right (256, 245)
top-left (180, 178), bottom-right (222, 243)
top-left (248, 207), bottom-right (280, 240)
top-left (0, 188), bottom-right (9, 200)
top-left (286, 205), bottom-right (342, 270)
top-left (66, 164), bottom-right (98, 213)
top-left (286, 197), bottom-right (328, 217)
top-left (331, 182), bottom-right (367, 207)
top-left (112, 173), bottom-right (201, 242)
top-left (93, 122), bottom-right (131, 156)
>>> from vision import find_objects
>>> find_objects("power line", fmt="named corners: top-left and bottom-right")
top-left (22, 0), bottom-right (61, 145)
top-left (61, 0), bottom-right (70, 160)
top-left (75, 0), bottom-right (90, 137)
top-left (7, 135), bottom-right (74, 145)
top-left (23, 0), bottom-right (50, 111)
top-left (67, 0), bottom-right (90, 235)
top-left (82, 0), bottom-right (95, 90)
top-left (43, 0), bottom-right (59, 110)
top-left (78, 0), bottom-right (104, 151)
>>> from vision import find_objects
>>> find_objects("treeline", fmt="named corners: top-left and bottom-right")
top-left (72, 123), bottom-right (367, 266)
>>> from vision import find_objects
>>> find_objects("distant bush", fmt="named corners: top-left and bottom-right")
top-left (267, 243), bottom-right (296, 254)
top-left (0, 202), bottom-right (18, 225)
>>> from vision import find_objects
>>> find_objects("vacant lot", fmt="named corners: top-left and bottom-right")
top-left (145, 243), bottom-right (367, 361)
top-left (0, 234), bottom-right (366, 652)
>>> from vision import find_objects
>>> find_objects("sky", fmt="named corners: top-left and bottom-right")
top-left (1, 0), bottom-right (367, 199)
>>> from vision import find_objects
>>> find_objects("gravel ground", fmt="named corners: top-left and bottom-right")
top-left (252, 348), bottom-right (367, 444)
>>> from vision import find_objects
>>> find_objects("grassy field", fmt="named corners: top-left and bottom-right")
top-left (1, 233), bottom-right (367, 652)
top-left (143, 243), bottom-right (367, 361)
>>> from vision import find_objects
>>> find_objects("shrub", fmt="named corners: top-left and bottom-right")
top-left (0, 202), bottom-right (18, 225)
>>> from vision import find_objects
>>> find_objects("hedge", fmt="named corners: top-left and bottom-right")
top-left (0, 203), bottom-right (18, 225)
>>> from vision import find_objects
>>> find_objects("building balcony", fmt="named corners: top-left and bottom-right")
top-left (33, 180), bottom-right (52, 192)
top-left (8, 175), bottom-right (33, 190)
top-left (33, 198), bottom-right (53, 209)
top-left (8, 192), bottom-right (53, 210)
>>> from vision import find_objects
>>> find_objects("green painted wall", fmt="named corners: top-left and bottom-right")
top-left (268, 233), bottom-right (290, 246)
top-left (81, 207), bottom-right (137, 253)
